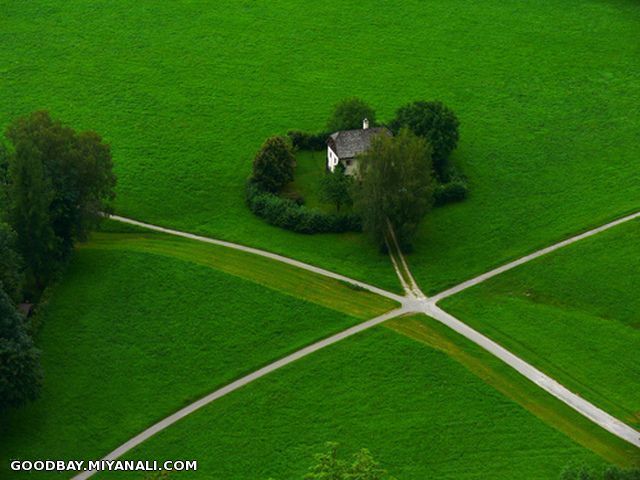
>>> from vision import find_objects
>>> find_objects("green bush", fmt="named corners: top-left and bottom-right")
top-left (434, 179), bottom-right (468, 206)
top-left (246, 182), bottom-right (361, 234)
top-left (327, 97), bottom-right (377, 132)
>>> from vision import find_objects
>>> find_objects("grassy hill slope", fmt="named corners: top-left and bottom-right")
top-left (2, 1), bottom-right (639, 291)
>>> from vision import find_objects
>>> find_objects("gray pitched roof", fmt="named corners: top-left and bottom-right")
top-left (327, 127), bottom-right (391, 159)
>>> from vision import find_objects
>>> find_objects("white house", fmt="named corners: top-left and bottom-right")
top-left (326, 118), bottom-right (392, 175)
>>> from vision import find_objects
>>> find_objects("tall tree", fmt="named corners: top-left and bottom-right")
top-left (6, 111), bottom-right (116, 254)
top-left (327, 97), bottom-right (376, 132)
top-left (390, 101), bottom-right (459, 180)
top-left (320, 163), bottom-right (353, 212)
top-left (251, 136), bottom-right (296, 193)
top-left (354, 129), bottom-right (434, 250)
top-left (4, 111), bottom-right (116, 290)
top-left (6, 139), bottom-right (58, 291)
top-left (0, 286), bottom-right (42, 411)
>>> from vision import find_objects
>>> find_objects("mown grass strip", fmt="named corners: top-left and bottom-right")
top-left (83, 231), bottom-right (399, 319)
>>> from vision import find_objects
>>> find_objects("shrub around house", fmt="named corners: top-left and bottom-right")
top-left (246, 181), bottom-right (361, 234)
top-left (287, 130), bottom-right (330, 151)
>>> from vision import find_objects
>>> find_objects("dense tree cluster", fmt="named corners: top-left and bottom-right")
top-left (390, 100), bottom-right (460, 181)
top-left (0, 110), bottom-right (116, 411)
top-left (4, 111), bottom-right (116, 291)
top-left (0, 288), bottom-right (42, 411)
top-left (251, 98), bottom-right (464, 248)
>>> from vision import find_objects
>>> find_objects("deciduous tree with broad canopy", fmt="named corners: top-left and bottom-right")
top-left (354, 128), bottom-right (434, 251)
top-left (3, 111), bottom-right (116, 291)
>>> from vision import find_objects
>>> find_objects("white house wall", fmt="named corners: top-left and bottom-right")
top-left (327, 146), bottom-right (340, 172)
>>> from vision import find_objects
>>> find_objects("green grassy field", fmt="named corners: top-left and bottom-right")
top-left (2, 1), bottom-right (639, 293)
top-left (87, 229), bottom-right (398, 318)
top-left (0, 233), bottom-right (393, 479)
top-left (97, 317), bottom-right (637, 480)
top-left (441, 219), bottom-right (640, 430)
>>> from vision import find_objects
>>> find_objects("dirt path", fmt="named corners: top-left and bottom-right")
top-left (388, 212), bottom-right (640, 448)
top-left (72, 211), bottom-right (640, 479)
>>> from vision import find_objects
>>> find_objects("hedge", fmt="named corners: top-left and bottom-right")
top-left (287, 130), bottom-right (331, 151)
top-left (246, 181), bottom-right (361, 234)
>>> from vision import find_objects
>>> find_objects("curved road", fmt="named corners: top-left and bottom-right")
top-left (72, 211), bottom-right (640, 479)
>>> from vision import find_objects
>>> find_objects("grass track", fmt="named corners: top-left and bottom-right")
top-left (2, 1), bottom-right (639, 291)
top-left (441, 220), bottom-right (640, 431)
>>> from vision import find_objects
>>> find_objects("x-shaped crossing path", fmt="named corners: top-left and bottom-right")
top-left (73, 211), bottom-right (640, 479)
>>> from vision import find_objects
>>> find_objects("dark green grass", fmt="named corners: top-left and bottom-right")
top-left (442, 220), bottom-right (640, 428)
top-left (2, 1), bottom-right (639, 292)
top-left (97, 320), bottom-right (616, 480)
top-left (0, 242), bottom-right (367, 479)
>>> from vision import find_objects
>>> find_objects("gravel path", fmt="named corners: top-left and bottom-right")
top-left (70, 212), bottom-right (639, 479)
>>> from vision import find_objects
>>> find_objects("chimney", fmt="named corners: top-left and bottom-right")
top-left (362, 118), bottom-right (369, 129)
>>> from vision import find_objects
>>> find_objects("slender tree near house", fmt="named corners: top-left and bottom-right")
top-left (320, 163), bottom-right (353, 212)
top-left (354, 128), bottom-right (434, 251)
